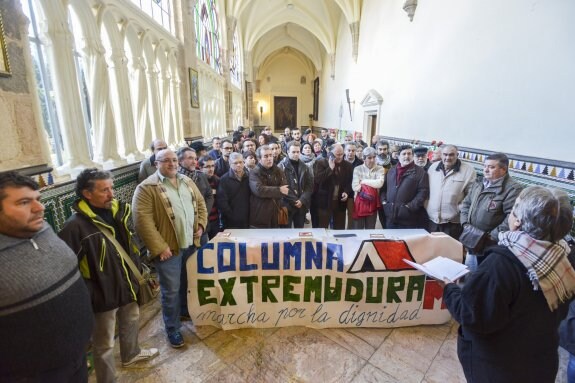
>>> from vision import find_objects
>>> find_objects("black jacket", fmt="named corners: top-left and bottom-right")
top-left (278, 157), bottom-right (313, 211)
top-left (217, 168), bottom-right (251, 229)
top-left (313, 158), bottom-right (353, 209)
top-left (215, 156), bottom-right (230, 177)
top-left (179, 166), bottom-right (214, 214)
top-left (444, 246), bottom-right (571, 383)
top-left (380, 163), bottom-right (429, 228)
top-left (59, 199), bottom-right (141, 313)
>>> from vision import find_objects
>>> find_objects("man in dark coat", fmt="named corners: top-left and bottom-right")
top-left (313, 143), bottom-right (353, 229)
top-left (380, 145), bottom-right (429, 228)
top-left (249, 145), bottom-right (289, 228)
top-left (177, 147), bottom-right (213, 245)
top-left (217, 152), bottom-right (251, 229)
top-left (278, 142), bottom-right (313, 228)
top-left (59, 169), bottom-right (158, 382)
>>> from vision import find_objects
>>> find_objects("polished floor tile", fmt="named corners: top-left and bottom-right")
top-left (90, 300), bottom-right (569, 383)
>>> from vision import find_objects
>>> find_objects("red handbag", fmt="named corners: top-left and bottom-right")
top-left (353, 184), bottom-right (381, 219)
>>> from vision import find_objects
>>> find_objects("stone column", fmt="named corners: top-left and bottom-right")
top-left (38, 1), bottom-right (95, 172)
top-left (145, 61), bottom-right (164, 141)
top-left (82, 38), bottom-right (123, 167)
top-left (108, 46), bottom-right (142, 162)
top-left (160, 66), bottom-right (175, 144)
top-left (130, 55), bottom-right (151, 152)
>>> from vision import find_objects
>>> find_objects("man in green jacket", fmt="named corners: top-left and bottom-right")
top-left (132, 149), bottom-right (207, 348)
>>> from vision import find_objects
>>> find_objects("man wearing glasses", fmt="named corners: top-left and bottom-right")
top-left (249, 145), bottom-right (289, 228)
top-left (215, 139), bottom-right (234, 177)
top-left (132, 149), bottom-right (207, 348)
top-left (138, 138), bottom-right (167, 183)
top-left (177, 147), bottom-right (213, 246)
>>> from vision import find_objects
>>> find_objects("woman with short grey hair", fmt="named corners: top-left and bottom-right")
top-left (444, 185), bottom-right (575, 383)
top-left (351, 147), bottom-right (385, 229)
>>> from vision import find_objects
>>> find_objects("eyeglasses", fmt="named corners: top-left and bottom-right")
top-left (157, 158), bottom-right (178, 163)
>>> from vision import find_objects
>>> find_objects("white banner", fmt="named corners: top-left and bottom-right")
top-left (187, 229), bottom-right (462, 329)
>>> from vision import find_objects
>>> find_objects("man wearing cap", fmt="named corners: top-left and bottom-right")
top-left (139, 139), bottom-right (167, 182)
top-left (426, 145), bottom-right (476, 239)
top-left (414, 146), bottom-right (432, 170)
top-left (380, 145), bottom-right (429, 229)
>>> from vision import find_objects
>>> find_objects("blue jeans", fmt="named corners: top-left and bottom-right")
top-left (155, 249), bottom-right (190, 334)
top-left (179, 246), bottom-right (196, 317)
top-left (568, 353), bottom-right (575, 383)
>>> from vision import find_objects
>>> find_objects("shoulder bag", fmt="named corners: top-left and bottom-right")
top-left (98, 226), bottom-right (160, 306)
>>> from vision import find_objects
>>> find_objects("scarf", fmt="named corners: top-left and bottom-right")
top-left (300, 153), bottom-right (315, 163)
top-left (498, 231), bottom-right (575, 311)
top-left (395, 161), bottom-right (414, 184)
top-left (376, 154), bottom-right (391, 168)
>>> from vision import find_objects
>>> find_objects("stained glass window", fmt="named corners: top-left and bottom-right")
top-left (194, 0), bottom-right (222, 75)
top-left (229, 27), bottom-right (242, 88)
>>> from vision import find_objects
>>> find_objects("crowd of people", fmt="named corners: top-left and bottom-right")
top-left (1, 125), bottom-right (574, 382)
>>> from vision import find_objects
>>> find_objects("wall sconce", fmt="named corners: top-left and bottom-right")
top-left (259, 105), bottom-right (264, 120)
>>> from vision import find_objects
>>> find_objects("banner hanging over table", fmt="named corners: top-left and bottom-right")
top-left (187, 229), bottom-right (462, 329)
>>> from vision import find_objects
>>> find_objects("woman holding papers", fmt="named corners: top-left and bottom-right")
top-left (443, 186), bottom-right (575, 383)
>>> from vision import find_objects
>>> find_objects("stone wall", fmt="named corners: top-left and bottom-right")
top-left (0, 0), bottom-right (51, 171)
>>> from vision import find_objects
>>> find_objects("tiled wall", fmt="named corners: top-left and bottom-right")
top-left (39, 163), bottom-right (140, 233)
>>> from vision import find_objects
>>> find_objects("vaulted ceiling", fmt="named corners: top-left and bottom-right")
top-left (223, 0), bottom-right (363, 80)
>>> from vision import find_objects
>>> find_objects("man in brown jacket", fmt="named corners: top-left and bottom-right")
top-left (132, 149), bottom-right (207, 348)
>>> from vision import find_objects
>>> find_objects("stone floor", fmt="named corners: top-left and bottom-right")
top-left (91, 298), bottom-right (570, 383)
